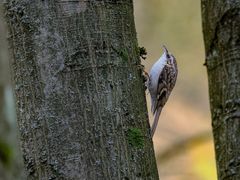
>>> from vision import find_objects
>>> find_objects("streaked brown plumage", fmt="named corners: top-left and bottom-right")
top-left (146, 46), bottom-right (178, 137)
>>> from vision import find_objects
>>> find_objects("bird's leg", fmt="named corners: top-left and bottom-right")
top-left (142, 69), bottom-right (150, 92)
top-left (137, 64), bottom-right (149, 78)
top-left (137, 64), bottom-right (149, 91)
top-left (143, 69), bottom-right (149, 79)
top-left (139, 46), bottom-right (147, 60)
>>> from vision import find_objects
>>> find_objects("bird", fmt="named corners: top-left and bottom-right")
top-left (145, 46), bottom-right (178, 137)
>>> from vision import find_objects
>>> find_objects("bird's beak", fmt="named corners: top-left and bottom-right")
top-left (162, 45), bottom-right (168, 54)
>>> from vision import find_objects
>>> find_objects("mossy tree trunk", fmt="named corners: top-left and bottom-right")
top-left (4, 0), bottom-right (159, 179)
top-left (201, 1), bottom-right (240, 179)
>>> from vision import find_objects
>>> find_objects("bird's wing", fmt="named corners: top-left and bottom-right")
top-left (151, 66), bottom-right (168, 115)
top-left (150, 66), bottom-right (169, 137)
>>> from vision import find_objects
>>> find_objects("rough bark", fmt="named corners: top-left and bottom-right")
top-left (0, 3), bottom-right (24, 179)
top-left (201, 1), bottom-right (240, 179)
top-left (4, 0), bottom-right (159, 179)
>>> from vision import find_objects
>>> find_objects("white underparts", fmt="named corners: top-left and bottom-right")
top-left (149, 52), bottom-right (167, 91)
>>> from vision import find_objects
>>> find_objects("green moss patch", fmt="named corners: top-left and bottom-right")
top-left (111, 45), bottom-right (129, 62)
top-left (127, 128), bottom-right (144, 148)
top-left (0, 139), bottom-right (12, 166)
top-left (119, 49), bottom-right (128, 62)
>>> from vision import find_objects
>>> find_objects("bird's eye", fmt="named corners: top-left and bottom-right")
top-left (166, 54), bottom-right (170, 59)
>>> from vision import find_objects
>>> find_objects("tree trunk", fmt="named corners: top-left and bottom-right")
top-left (0, 3), bottom-right (24, 179)
top-left (201, 1), bottom-right (240, 179)
top-left (4, 0), bottom-right (159, 179)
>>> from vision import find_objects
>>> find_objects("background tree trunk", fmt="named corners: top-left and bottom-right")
top-left (201, 1), bottom-right (240, 179)
top-left (0, 3), bottom-right (24, 179)
top-left (4, 0), bottom-right (159, 179)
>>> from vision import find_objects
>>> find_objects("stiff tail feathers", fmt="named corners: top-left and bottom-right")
top-left (151, 107), bottom-right (162, 137)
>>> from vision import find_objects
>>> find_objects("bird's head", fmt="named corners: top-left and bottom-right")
top-left (162, 45), bottom-right (176, 66)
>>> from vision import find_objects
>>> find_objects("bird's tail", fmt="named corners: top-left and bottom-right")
top-left (151, 107), bottom-right (162, 137)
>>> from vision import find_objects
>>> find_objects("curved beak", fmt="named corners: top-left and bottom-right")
top-left (162, 45), bottom-right (169, 54)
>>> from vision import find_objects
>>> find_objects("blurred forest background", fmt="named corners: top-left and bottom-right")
top-left (0, 1), bottom-right (217, 180)
top-left (134, 0), bottom-right (217, 180)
